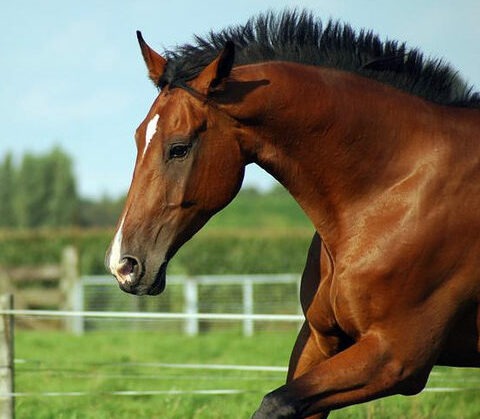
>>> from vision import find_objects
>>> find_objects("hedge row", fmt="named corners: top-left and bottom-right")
top-left (0, 227), bottom-right (314, 275)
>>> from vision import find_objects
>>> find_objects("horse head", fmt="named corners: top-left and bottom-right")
top-left (105, 33), bottom-right (245, 295)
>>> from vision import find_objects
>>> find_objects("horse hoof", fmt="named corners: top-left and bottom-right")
top-left (252, 392), bottom-right (298, 419)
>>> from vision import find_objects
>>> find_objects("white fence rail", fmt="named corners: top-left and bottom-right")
top-left (0, 309), bottom-right (304, 323)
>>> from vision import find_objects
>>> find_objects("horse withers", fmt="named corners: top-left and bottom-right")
top-left (106, 11), bottom-right (480, 418)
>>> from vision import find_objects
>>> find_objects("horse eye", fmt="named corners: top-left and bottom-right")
top-left (168, 143), bottom-right (191, 160)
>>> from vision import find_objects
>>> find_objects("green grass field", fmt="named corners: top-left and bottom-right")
top-left (12, 329), bottom-right (480, 418)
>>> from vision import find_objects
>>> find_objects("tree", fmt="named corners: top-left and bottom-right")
top-left (15, 147), bottom-right (79, 228)
top-left (0, 153), bottom-right (18, 227)
top-left (45, 147), bottom-right (78, 227)
top-left (77, 194), bottom-right (125, 227)
top-left (16, 152), bottom-right (46, 227)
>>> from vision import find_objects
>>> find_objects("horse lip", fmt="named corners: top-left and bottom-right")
top-left (147, 261), bottom-right (168, 295)
top-left (117, 280), bottom-right (138, 295)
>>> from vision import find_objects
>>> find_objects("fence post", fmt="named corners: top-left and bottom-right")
top-left (242, 279), bottom-right (254, 337)
top-left (60, 246), bottom-right (83, 335)
top-left (0, 294), bottom-right (14, 419)
top-left (184, 278), bottom-right (198, 336)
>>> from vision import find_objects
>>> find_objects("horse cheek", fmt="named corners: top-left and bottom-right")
top-left (187, 140), bottom-right (245, 213)
top-left (210, 144), bottom-right (245, 210)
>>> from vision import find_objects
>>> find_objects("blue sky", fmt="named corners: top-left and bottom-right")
top-left (1, 1), bottom-right (479, 198)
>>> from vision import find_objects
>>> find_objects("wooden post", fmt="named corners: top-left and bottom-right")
top-left (60, 247), bottom-right (83, 335)
top-left (184, 278), bottom-right (198, 336)
top-left (0, 294), bottom-right (14, 419)
top-left (242, 279), bottom-right (254, 337)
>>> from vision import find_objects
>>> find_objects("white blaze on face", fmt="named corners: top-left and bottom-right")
top-left (143, 114), bottom-right (160, 157)
top-left (109, 216), bottom-right (125, 272)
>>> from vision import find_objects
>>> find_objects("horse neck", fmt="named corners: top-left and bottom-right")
top-left (228, 63), bottom-right (434, 241)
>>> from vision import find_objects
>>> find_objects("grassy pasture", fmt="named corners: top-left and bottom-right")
top-left (14, 329), bottom-right (480, 418)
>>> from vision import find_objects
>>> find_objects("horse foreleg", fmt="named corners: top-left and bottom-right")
top-left (252, 331), bottom-right (431, 419)
top-left (285, 233), bottom-right (334, 419)
top-left (286, 322), bottom-right (331, 419)
top-left (287, 233), bottom-right (324, 384)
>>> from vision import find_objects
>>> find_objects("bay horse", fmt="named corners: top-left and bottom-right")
top-left (106, 11), bottom-right (480, 418)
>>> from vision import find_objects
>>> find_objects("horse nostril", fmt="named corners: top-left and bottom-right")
top-left (115, 256), bottom-right (142, 283)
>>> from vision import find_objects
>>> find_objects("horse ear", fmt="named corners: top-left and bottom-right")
top-left (136, 31), bottom-right (167, 86)
top-left (194, 41), bottom-right (235, 95)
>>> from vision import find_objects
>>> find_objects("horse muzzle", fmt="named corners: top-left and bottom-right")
top-left (110, 256), bottom-right (167, 296)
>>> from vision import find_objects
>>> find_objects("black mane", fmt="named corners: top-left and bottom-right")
top-left (160, 10), bottom-right (480, 108)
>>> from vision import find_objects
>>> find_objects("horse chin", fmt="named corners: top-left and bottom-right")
top-left (146, 261), bottom-right (168, 295)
